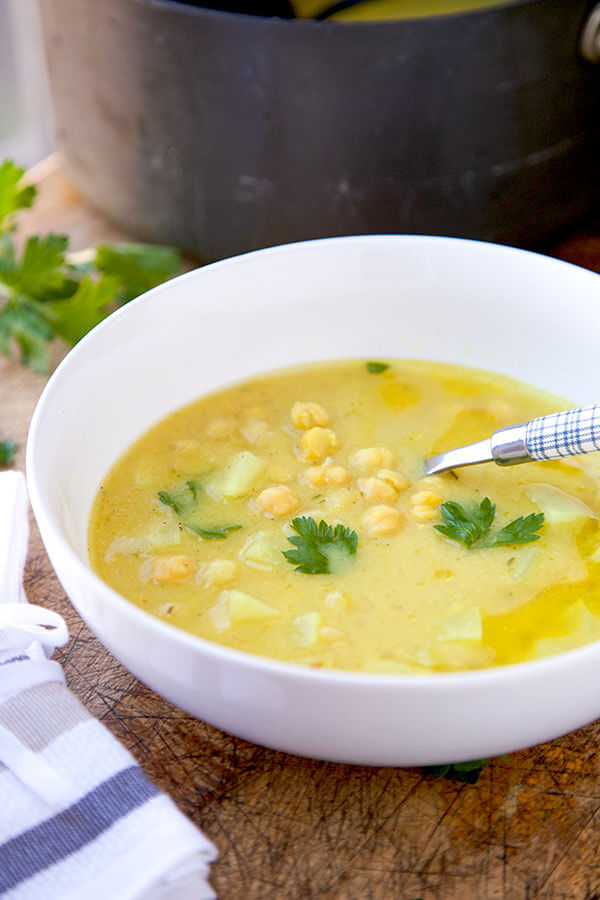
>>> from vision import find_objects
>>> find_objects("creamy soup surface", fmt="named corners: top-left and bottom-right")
top-left (89, 359), bottom-right (600, 674)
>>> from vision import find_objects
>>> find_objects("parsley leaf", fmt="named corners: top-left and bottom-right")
top-left (0, 439), bottom-right (17, 466)
top-left (42, 274), bottom-right (120, 345)
top-left (158, 481), bottom-right (241, 541)
top-left (95, 243), bottom-right (182, 303)
top-left (422, 758), bottom-right (492, 784)
top-left (10, 234), bottom-right (70, 298)
top-left (0, 298), bottom-right (54, 372)
top-left (492, 512), bottom-right (545, 546)
top-left (283, 516), bottom-right (358, 574)
top-left (434, 497), bottom-right (545, 549)
top-left (0, 161), bottom-right (36, 230)
top-left (434, 498), bottom-right (495, 549)
top-left (366, 361), bottom-right (390, 374)
top-left (185, 523), bottom-right (242, 540)
top-left (0, 158), bottom-right (182, 371)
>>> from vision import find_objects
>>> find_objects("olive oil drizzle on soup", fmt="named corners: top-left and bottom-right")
top-left (88, 360), bottom-right (600, 674)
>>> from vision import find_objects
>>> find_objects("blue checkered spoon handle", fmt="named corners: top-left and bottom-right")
top-left (425, 405), bottom-right (600, 476)
top-left (524, 405), bottom-right (600, 462)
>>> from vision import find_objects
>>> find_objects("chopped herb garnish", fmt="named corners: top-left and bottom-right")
top-left (283, 515), bottom-right (358, 574)
top-left (366, 361), bottom-right (390, 374)
top-left (0, 438), bottom-right (17, 466)
top-left (435, 497), bottom-right (495, 548)
top-left (434, 497), bottom-right (544, 549)
top-left (158, 480), bottom-right (198, 515)
top-left (158, 480), bottom-right (241, 541)
top-left (422, 758), bottom-right (492, 784)
top-left (0, 159), bottom-right (181, 372)
top-left (492, 512), bottom-right (545, 546)
top-left (185, 523), bottom-right (242, 541)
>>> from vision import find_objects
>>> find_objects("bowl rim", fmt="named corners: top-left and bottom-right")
top-left (26, 233), bottom-right (600, 690)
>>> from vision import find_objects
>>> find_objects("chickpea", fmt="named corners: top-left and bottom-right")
top-left (357, 476), bottom-right (398, 503)
top-left (410, 504), bottom-right (440, 522)
top-left (327, 466), bottom-right (351, 485)
top-left (411, 490), bottom-right (442, 507)
top-left (377, 469), bottom-right (410, 494)
top-left (291, 401), bottom-right (331, 430)
top-left (362, 505), bottom-right (403, 536)
top-left (409, 490), bottom-right (442, 521)
top-left (149, 555), bottom-right (195, 584)
top-left (299, 427), bottom-right (339, 461)
top-left (206, 417), bottom-right (237, 440)
top-left (302, 464), bottom-right (350, 487)
top-left (255, 484), bottom-right (300, 518)
top-left (415, 474), bottom-right (445, 492)
top-left (349, 446), bottom-right (395, 471)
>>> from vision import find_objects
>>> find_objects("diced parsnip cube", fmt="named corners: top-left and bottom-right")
top-left (240, 533), bottom-right (285, 570)
top-left (324, 589), bottom-right (351, 611)
top-left (292, 612), bottom-right (322, 647)
top-left (431, 642), bottom-right (496, 671)
top-left (225, 589), bottom-right (280, 624)
top-left (133, 459), bottom-right (168, 488)
top-left (171, 439), bottom-right (212, 474)
top-left (525, 483), bottom-right (597, 524)
top-left (360, 659), bottom-right (430, 675)
top-left (506, 546), bottom-right (537, 582)
top-left (534, 601), bottom-right (600, 659)
top-left (214, 451), bottom-right (264, 499)
top-left (241, 420), bottom-right (274, 445)
top-left (436, 606), bottom-right (482, 643)
top-left (105, 522), bottom-right (182, 562)
top-left (209, 589), bottom-right (279, 632)
top-left (206, 417), bottom-right (237, 439)
top-left (198, 559), bottom-right (238, 586)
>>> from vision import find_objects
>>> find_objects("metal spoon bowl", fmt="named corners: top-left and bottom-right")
top-left (425, 404), bottom-right (600, 476)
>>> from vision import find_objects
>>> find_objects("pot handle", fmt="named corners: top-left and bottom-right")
top-left (581, 4), bottom-right (600, 63)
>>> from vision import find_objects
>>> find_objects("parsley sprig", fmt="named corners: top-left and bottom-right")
top-left (366, 360), bottom-right (390, 374)
top-left (0, 438), bottom-right (17, 467)
top-left (283, 516), bottom-right (358, 574)
top-left (434, 497), bottom-right (544, 549)
top-left (158, 480), bottom-right (241, 541)
top-left (423, 758), bottom-right (492, 784)
top-left (0, 160), bottom-right (182, 372)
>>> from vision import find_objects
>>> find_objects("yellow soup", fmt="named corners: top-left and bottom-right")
top-left (89, 359), bottom-right (600, 674)
top-left (291, 0), bottom-right (509, 21)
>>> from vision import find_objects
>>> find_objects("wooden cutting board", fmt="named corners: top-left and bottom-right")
top-left (5, 155), bottom-right (600, 900)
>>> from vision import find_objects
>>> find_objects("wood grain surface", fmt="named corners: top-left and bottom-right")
top-left (5, 156), bottom-right (600, 900)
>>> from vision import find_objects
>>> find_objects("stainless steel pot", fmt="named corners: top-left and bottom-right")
top-left (41, 0), bottom-right (600, 260)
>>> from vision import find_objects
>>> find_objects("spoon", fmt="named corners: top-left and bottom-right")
top-left (424, 404), bottom-right (600, 476)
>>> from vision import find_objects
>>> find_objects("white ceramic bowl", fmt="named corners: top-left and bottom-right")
top-left (27, 235), bottom-right (600, 766)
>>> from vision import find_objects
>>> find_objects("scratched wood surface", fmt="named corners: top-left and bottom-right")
top-left (5, 155), bottom-right (600, 900)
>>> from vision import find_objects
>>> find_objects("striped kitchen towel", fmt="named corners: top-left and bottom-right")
top-left (0, 471), bottom-right (218, 900)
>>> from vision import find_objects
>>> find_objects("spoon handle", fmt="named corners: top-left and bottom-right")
top-left (492, 404), bottom-right (600, 465)
top-left (526, 404), bottom-right (600, 461)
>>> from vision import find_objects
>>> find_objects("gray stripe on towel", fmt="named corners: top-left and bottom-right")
top-left (0, 681), bottom-right (90, 753)
top-left (0, 765), bottom-right (159, 891)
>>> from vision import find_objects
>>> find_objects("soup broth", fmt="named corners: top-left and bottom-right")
top-left (89, 359), bottom-right (600, 674)
top-left (292, 0), bottom-right (509, 20)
